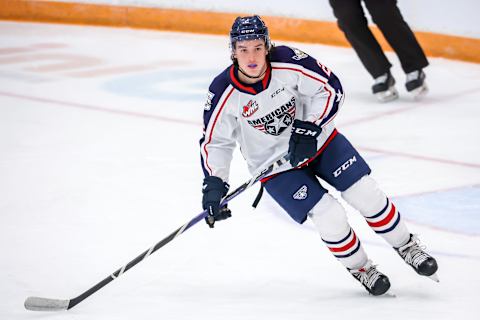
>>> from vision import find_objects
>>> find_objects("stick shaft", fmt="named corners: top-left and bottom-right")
top-left (69, 223), bottom-right (186, 309)
top-left (26, 155), bottom-right (288, 311)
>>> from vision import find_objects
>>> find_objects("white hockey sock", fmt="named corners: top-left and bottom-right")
top-left (342, 175), bottom-right (410, 248)
top-left (309, 193), bottom-right (367, 269)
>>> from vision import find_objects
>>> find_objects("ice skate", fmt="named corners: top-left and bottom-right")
top-left (396, 234), bottom-right (439, 282)
top-left (372, 72), bottom-right (398, 102)
top-left (348, 260), bottom-right (391, 296)
top-left (405, 69), bottom-right (428, 100)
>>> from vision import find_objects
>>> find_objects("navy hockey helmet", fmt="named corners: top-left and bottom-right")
top-left (230, 15), bottom-right (272, 51)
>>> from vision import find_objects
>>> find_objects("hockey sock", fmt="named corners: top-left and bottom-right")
top-left (309, 193), bottom-right (368, 269)
top-left (342, 175), bottom-right (410, 248)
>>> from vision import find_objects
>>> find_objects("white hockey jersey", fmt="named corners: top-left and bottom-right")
top-left (200, 46), bottom-right (345, 182)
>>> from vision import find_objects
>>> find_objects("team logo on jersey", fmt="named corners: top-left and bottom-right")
top-left (242, 100), bottom-right (259, 118)
top-left (291, 48), bottom-right (308, 60)
top-left (204, 91), bottom-right (214, 111)
top-left (293, 185), bottom-right (308, 200)
top-left (246, 97), bottom-right (296, 136)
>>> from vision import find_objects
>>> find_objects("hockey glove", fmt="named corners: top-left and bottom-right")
top-left (288, 119), bottom-right (322, 167)
top-left (202, 176), bottom-right (232, 228)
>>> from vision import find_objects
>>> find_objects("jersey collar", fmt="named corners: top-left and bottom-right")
top-left (229, 64), bottom-right (272, 95)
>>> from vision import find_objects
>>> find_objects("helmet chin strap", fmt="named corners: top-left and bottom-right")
top-left (238, 65), bottom-right (268, 80)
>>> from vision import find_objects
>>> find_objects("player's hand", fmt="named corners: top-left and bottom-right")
top-left (288, 119), bottom-right (321, 167)
top-left (202, 176), bottom-right (231, 228)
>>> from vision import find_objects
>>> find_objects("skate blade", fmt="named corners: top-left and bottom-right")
top-left (411, 83), bottom-right (428, 101)
top-left (384, 292), bottom-right (397, 298)
top-left (427, 272), bottom-right (440, 282)
top-left (373, 292), bottom-right (397, 298)
top-left (375, 88), bottom-right (399, 103)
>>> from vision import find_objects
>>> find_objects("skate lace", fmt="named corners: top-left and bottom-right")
top-left (350, 261), bottom-right (381, 289)
top-left (406, 70), bottom-right (420, 82)
top-left (398, 235), bottom-right (429, 268)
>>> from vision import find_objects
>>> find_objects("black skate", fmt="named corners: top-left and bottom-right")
top-left (396, 234), bottom-right (439, 282)
top-left (372, 72), bottom-right (398, 102)
top-left (348, 260), bottom-right (391, 296)
top-left (405, 69), bottom-right (428, 100)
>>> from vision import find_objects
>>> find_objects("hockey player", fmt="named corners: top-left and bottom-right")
top-left (200, 15), bottom-right (438, 295)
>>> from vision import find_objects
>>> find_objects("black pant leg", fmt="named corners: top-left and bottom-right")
top-left (364, 0), bottom-right (429, 73)
top-left (329, 0), bottom-right (391, 78)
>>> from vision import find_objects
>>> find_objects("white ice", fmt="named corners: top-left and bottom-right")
top-left (0, 21), bottom-right (479, 319)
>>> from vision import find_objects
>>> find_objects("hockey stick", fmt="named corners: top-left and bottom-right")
top-left (24, 155), bottom-right (290, 312)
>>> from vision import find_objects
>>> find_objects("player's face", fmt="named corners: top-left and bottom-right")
top-left (233, 39), bottom-right (268, 81)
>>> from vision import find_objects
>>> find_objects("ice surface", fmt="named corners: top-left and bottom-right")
top-left (0, 21), bottom-right (479, 319)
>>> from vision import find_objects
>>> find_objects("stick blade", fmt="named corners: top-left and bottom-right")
top-left (24, 296), bottom-right (69, 311)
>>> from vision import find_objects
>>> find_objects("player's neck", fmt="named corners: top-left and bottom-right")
top-left (237, 65), bottom-right (267, 84)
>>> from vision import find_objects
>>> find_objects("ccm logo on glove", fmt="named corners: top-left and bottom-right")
top-left (288, 119), bottom-right (322, 167)
top-left (292, 127), bottom-right (320, 137)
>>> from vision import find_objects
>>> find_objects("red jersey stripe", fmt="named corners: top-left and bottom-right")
top-left (272, 66), bottom-right (327, 84)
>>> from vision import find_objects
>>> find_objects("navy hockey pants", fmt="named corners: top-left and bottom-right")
top-left (264, 130), bottom-right (371, 224)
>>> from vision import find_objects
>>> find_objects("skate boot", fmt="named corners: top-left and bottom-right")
top-left (405, 69), bottom-right (428, 100)
top-left (372, 71), bottom-right (398, 102)
top-left (396, 234), bottom-right (439, 282)
top-left (348, 260), bottom-right (391, 296)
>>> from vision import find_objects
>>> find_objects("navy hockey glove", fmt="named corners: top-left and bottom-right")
top-left (288, 119), bottom-right (322, 167)
top-left (202, 176), bottom-right (232, 228)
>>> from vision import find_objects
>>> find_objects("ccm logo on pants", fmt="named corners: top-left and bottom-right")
top-left (333, 156), bottom-right (357, 178)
